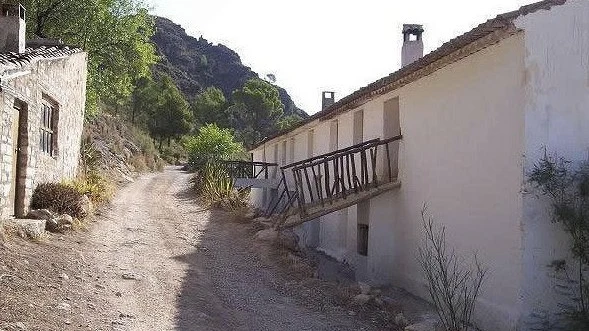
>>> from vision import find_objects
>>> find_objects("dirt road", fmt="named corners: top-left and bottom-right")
top-left (1, 166), bottom-right (382, 331)
top-left (89, 167), bottom-right (383, 330)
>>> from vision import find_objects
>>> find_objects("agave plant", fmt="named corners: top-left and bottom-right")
top-left (193, 159), bottom-right (248, 210)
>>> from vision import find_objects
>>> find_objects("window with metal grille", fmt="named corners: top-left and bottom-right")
top-left (40, 100), bottom-right (57, 156)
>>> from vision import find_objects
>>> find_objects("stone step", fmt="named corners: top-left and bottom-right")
top-left (3, 219), bottom-right (46, 239)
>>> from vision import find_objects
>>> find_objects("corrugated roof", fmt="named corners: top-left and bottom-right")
top-left (252, 0), bottom-right (567, 150)
top-left (0, 45), bottom-right (83, 75)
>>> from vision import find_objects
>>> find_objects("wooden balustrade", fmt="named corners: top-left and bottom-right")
top-left (264, 135), bottom-right (403, 223)
top-left (220, 160), bottom-right (278, 179)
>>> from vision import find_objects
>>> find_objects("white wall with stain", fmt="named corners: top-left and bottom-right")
top-left (516, 0), bottom-right (589, 328)
top-left (248, 2), bottom-right (589, 329)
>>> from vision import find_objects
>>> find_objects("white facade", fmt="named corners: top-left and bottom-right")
top-left (250, 1), bottom-right (589, 330)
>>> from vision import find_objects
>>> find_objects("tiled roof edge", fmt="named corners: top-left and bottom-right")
top-left (251, 0), bottom-right (567, 150)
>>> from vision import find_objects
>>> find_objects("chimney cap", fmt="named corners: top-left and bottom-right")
top-left (1, 3), bottom-right (25, 20)
top-left (402, 24), bottom-right (424, 34)
top-left (322, 91), bottom-right (335, 110)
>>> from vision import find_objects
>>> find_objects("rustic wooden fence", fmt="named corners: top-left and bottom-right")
top-left (265, 135), bottom-right (402, 221)
top-left (220, 160), bottom-right (278, 179)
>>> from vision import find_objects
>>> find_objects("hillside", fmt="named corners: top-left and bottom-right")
top-left (152, 16), bottom-right (308, 120)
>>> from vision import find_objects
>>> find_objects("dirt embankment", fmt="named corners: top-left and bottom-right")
top-left (82, 113), bottom-right (164, 184)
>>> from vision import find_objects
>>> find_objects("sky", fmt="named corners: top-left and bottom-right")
top-left (148, 0), bottom-right (537, 115)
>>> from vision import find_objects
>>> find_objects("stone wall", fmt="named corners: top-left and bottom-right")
top-left (0, 51), bottom-right (87, 218)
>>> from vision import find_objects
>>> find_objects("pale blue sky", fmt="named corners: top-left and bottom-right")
top-left (149, 0), bottom-right (537, 114)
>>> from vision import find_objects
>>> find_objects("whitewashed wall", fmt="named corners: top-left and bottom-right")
top-left (248, 2), bottom-right (587, 329)
top-left (515, 1), bottom-right (589, 329)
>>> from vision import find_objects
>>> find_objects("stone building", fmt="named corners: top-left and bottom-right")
top-left (244, 0), bottom-right (589, 330)
top-left (0, 4), bottom-right (87, 218)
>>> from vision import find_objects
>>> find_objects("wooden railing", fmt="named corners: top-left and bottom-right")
top-left (220, 160), bottom-right (278, 179)
top-left (265, 135), bottom-right (402, 220)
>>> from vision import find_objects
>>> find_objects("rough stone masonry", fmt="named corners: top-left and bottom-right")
top-left (0, 46), bottom-right (87, 218)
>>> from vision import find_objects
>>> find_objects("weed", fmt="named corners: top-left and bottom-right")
top-left (418, 205), bottom-right (487, 331)
top-left (529, 152), bottom-right (589, 330)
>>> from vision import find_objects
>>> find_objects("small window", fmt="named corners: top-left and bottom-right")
top-left (40, 99), bottom-right (58, 156)
top-left (358, 224), bottom-right (369, 256)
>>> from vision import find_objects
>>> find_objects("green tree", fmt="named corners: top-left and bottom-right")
top-left (131, 76), bottom-right (158, 125)
top-left (146, 76), bottom-right (193, 149)
top-left (21, 0), bottom-right (157, 116)
top-left (184, 124), bottom-right (244, 169)
top-left (193, 87), bottom-right (229, 127)
top-left (229, 78), bottom-right (284, 148)
top-left (277, 114), bottom-right (303, 131)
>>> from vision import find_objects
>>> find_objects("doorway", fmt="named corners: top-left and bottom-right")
top-left (12, 100), bottom-right (27, 217)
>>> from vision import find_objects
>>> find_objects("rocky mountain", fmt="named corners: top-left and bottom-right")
top-left (151, 16), bottom-right (308, 119)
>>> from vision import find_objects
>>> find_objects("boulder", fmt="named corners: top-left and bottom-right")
top-left (45, 218), bottom-right (60, 233)
top-left (5, 219), bottom-right (46, 239)
top-left (255, 229), bottom-right (279, 242)
top-left (351, 293), bottom-right (372, 306)
top-left (358, 282), bottom-right (371, 295)
top-left (278, 229), bottom-right (299, 251)
top-left (26, 209), bottom-right (54, 220)
top-left (56, 214), bottom-right (73, 226)
top-left (45, 215), bottom-right (74, 233)
top-left (78, 195), bottom-right (93, 217)
top-left (404, 320), bottom-right (440, 331)
top-left (395, 313), bottom-right (409, 327)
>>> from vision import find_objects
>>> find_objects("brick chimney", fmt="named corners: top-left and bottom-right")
top-left (401, 24), bottom-right (424, 67)
top-left (0, 3), bottom-right (26, 53)
top-left (322, 91), bottom-right (335, 110)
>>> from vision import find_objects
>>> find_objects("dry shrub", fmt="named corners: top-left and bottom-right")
top-left (67, 171), bottom-right (114, 206)
top-left (418, 205), bottom-right (487, 331)
top-left (31, 183), bottom-right (87, 219)
top-left (131, 154), bottom-right (149, 172)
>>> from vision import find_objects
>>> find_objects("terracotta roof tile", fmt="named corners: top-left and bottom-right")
top-left (253, 0), bottom-right (567, 149)
top-left (0, 45), bottom-right (83, 75)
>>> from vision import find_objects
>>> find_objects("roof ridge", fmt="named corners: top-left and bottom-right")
top-left (252, 0), bottom-right (569, 149)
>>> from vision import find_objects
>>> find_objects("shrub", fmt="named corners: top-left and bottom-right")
top-left (160, 139), bottom-right (187, 165)
top-left (529, 153), bottom-right (589, 329)
top-left (192, 161), bottom-right (249, 211)
top-left (67, 171), bottom-right (114, 206)
top-left (31, 183), bottom-right (87, 219)
top-left (184, 124), bottom-right (245, 170)
top-left (418, 205), bottom-right (487, 331)
top-left (130, 154), bottom-right (149, 172)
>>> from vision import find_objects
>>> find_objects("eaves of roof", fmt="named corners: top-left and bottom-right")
top-left (251, 0), bottom-right (567, 151)
top-left (0, 45), bottom-right (83, 77)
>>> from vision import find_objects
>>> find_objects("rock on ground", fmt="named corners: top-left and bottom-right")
top-left (77, 195), bottom-right (93, 218)
top-left (255, 228), bottom-right (300, 251)
top-left (4, 219), bottom-right (46, 239)
top-left (404, 319), bottom-right (440, 331)
top-left (358, 282), bottom-right (371, 295)
top-left (255, 228), bottom-right (279, 242)
top-left (351, 293), bottom-right (372, 306)
top-left (26, 209), bottom-right (54, 220)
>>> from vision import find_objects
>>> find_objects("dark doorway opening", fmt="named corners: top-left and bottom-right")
top-left (13, 100), bottom-right (28, 217)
